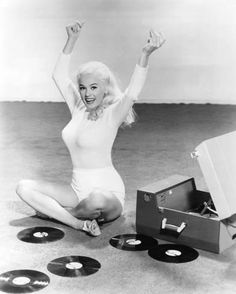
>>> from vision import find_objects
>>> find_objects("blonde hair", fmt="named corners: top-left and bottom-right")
top-left (76, 61), bottom-right (136, 127)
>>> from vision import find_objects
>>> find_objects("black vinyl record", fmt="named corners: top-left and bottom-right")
top-left (109, 234), bottom-right (158, 251)
top-left (148, 244), bottom-right (199, 263)
top-left (47, 256), bottom-right (101, 277)
top-left (17, 227), bottom-right (64, 244)
top-left (0, 269), bottom-right (50, 293)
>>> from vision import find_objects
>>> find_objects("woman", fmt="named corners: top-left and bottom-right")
top-left (16, 21), bottom-right (165, 236)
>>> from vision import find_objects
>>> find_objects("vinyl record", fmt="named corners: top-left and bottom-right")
top-left (109, 234), bottom-right (158, 251)
top-left (47, 256), bottom-right (101, 277)
top-left (0, 269), bottom-right (50, 293)
top-left (17, 227), bottom-right (64, 244)
top-left (148, 244), bottom-right (199, 263)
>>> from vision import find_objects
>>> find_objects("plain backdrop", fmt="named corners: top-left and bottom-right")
top-left (1, 0), bottom-right (236, 104)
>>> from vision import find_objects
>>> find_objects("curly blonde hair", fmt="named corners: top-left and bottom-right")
top-left (76, 61), bottom-right (136, 127)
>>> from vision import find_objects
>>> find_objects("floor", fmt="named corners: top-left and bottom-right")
top-left (1, 102), bottom-right (236, 294)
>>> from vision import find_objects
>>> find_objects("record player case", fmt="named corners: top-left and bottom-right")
top-left (136, 131), bottom-right (236, 253)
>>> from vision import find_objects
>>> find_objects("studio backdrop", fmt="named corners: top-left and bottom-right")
top-left (1, 0), bottom-right (236, 104)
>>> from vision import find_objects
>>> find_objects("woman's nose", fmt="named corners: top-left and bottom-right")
top-left (85, 89), bottom-right (92, 97)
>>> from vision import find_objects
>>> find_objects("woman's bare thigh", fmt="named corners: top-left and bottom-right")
top-left (29, 180), bottom-right (79, 208)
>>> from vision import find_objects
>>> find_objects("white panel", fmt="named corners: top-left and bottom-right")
top-left (195, 131), bottom-right (236, 219)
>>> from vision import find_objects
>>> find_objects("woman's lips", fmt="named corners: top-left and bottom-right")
top-left (85, 97), bottom-right (96, 104)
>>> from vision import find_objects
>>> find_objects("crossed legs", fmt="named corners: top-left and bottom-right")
top-left (16, 179), bottom-right (123, 236)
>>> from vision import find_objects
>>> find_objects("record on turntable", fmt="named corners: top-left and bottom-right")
top-left (17, 227), bottom-right (64, 244)
top-left (47, 256), bottom-right (101, 277)
top-left (0, 269), bottom-right (50, 293)
top-left (109, 234), bottom-right (158, 251)
top-left (148, 244), bottom-right (199, 263)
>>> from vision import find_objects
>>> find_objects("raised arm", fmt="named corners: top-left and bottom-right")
top-left (112, 30), bottom-right (165, 125)
top-left (52, 21), bottom-right (84, 114)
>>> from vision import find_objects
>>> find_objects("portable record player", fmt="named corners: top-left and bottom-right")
top-left (136, 130), bottom-right (236, 253)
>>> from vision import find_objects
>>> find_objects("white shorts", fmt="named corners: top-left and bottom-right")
top-left (71, 166), bottom-right (125, 209)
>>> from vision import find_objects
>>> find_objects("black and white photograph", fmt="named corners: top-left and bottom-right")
top-left (1, 0), bottom-right (236, 293)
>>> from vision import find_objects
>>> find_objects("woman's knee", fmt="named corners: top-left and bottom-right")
top-left (86, 189), bottom-right (122, 219)
top-left (16, 179), bottom-right (37, 200)
top-left (86, 189), bottom-right (111, 209)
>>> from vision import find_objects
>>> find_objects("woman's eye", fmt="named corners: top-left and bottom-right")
top-left (79, 87), bottom-right (85, 91)
top-left (91, 86), bottom-right (97, 90)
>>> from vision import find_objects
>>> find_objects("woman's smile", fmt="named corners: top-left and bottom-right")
top-left (85, 97), bottom-right (96, 104)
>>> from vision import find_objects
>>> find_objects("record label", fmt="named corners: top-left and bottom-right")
top-left (17, 227), bottom-right (64, 243)
top-left (47, 256), bottom-right (101, 277)
top-left (65, 262), bottom-right (83, 270)
top-left (0, 269), bottom-right (50, 293)
top-left (109, 234), bottom-right (158, 251)
top-left (126, 239), bottom-right (142, 245)
top-left (33, 232), bottom-right (48, 238)
top-left (12, 277), bottom-right (31, 285)
top-left (148, 244), bottom-right (199, 263)
top-left (165, 249), bottom-right (182, 257)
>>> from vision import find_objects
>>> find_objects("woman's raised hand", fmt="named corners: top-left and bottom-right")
top-left (66, 21), bottom-right (85, 39)
top-left (143, 30), bottom-right (165, 56)
top-left (63, 21), bottom-right (85, 54)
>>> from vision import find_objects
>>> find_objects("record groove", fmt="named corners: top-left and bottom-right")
top-left (47, 256), bottom-right (101, 277)
top-left (17, 227), bottom-right (64, 243)
top-left (148, 244), bottom-right (199, 263)
top-left (0, 269), bottom-right (49, 293)
top-left (109, 234), bottom-right (158, 251)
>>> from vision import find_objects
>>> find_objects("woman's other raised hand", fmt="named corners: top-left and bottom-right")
top-left (66, 21), bottom-right (85, 39)
top-left (142, 30), bottom-right (166, 56)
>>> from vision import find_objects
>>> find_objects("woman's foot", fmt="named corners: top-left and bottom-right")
top-left (82, 219), bottom-right (101, 236)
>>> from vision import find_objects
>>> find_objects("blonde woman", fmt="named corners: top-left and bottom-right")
top-left (16, 21), bottom-right (165, 236)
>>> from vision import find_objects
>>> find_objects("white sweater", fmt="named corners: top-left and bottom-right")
top-left (52, 53), bottom-right (148, 169)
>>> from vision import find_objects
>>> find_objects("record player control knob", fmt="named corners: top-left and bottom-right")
top-left (144, 193), bottom-right (151, 202)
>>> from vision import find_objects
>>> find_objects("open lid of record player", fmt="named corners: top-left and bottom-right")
top-left (193, 130), bottom-right (236, 220)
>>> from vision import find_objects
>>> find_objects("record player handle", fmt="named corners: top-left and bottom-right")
top-left (161, 218), bottom-right (187, 234)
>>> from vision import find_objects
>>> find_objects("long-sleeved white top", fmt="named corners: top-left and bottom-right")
top-left (52, 53), bottom-right (148, 169)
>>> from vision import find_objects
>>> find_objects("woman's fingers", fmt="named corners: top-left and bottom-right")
top-left (148, 30), bottom-right (166, 49)
top-left (150, 30), bottom-right (157, 42)
top-left (75, 20), bottom-right (85, 29)
top-left (143, 29), bottom-right (166, 55)
top-left (158, 32), bottom-right (166, 47)
top-left (66, 21), bottom-right (85, 36)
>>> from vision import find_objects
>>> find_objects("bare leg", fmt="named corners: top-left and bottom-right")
top-left (16, 179), bottom-right (100, 235)
top-left (70, 188), bottom-right (123, 222)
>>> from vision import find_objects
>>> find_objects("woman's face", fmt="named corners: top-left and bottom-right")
top-left (79, 73), bottom-right (106, 110)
